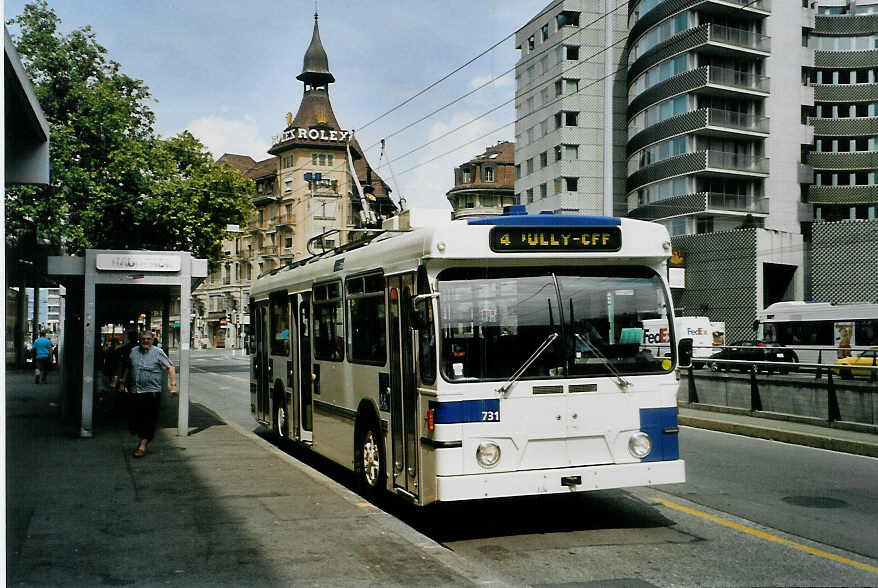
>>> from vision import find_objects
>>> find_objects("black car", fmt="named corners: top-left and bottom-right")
top-left (709, 340), bottom-right (799, 374)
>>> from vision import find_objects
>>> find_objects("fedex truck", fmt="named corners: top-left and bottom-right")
top-left (642, 316), bottom-right (720, 367)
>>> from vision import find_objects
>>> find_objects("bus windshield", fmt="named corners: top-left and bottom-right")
top-left (437, 266), bottom-right (673, 382)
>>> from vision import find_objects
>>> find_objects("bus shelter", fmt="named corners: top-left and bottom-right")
top-left (48, 249), bottom-right (207, 438)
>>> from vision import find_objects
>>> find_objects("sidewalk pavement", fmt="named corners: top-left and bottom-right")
top-left (6, 370), bottom-right (878, 586)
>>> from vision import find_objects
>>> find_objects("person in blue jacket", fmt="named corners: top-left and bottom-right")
top-left (32, 331), bottom-right (53, 384)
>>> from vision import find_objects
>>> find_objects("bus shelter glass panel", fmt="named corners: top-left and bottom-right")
top-left (437, 267), bottom-right (673, 382)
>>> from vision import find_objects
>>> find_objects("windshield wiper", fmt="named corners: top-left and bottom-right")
top-left (575, 333), bottom-right (631, 389)
top-left (496, 332), bottom-right (559, 396)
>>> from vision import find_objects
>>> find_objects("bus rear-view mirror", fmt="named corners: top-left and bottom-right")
top-left (678, 338), bottom-right (693, 368)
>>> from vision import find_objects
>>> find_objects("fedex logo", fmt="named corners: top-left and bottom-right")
top-left (643, 328), bottom-right (669, 344)
top-left (686, 327), bottom-right (708, 336)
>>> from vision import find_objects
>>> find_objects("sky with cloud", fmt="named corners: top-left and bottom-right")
top-left (5, 0), bottom-right (550, 209)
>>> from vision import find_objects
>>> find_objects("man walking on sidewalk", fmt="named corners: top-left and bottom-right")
top-left (118, 331), bottom-right (177, 457)
top-left (32, 331), bottom-right (53, 384)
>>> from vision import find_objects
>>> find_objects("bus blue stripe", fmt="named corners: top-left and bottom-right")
top-left (640, 407), bottom-right (679, 462)
top-left (432, 399), bottom-right (500, 424)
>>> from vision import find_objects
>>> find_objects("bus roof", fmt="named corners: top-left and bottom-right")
top-left (250, 208), bottom-right (671, 299)
top-left (758, 301), bottom-right (878, 321)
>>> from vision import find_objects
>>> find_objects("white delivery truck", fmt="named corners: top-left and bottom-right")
top-left (642, 316), bottom-right (719, 367)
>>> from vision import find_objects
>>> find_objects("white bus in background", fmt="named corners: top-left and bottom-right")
top-left (248, 206), bottom-right (688, 506)
top-left (642, 316), bottom-right (722, 367)
top-left (757, 301), bottom-right (878, 364)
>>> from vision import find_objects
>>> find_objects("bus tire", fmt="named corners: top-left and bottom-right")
top-left (355, 416), bottom-right (385, 501)
top-left (274, 385), bottom-right (288, 439)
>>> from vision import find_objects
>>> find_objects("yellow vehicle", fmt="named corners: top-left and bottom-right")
top-left (834, 347), bottom-right (878, 379)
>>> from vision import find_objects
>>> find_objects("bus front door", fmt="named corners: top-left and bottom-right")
top-left (298, 293), bottom-right (313, 443)
top-left (255, 301), bottom-right (270, 423)
top-left (388, 274), bottom-right (419, 498)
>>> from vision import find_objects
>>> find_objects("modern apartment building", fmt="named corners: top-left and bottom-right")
top-left (513, 1), bottom-right (630, 216)
top-left (516, 0), bottom-right (876, 339)
top-left (193, 13), bottom-right (395, 348)
top-left (446, 141), bottom-right (516, 219)
top-left (805, 0), bottom-right (878, 304)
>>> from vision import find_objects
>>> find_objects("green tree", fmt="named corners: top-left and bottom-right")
top-left (5, 1), bottom-right (253, 262)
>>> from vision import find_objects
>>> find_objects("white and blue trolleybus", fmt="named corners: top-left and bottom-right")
top-left (249, 206), bottom-right (688, 505)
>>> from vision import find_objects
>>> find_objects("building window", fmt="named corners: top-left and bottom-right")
top-left (528, 35), bottom-right (535, 51)
top-left (526, 158), bottom-right (534, 174)
top-left (565, 177), bottom-right (578, 191)
top-left (313, 282), bottom-right (344, 361)
top-left (312, 153), bottom-right (318, 165)
top-left (540, 152), bottom-right (548, 168)
top-left (556, 10), bottom-right (580, 28)
top-left (541, 23), bottom-right (549, 41)
top-left (484, 167), bottom-right (495, 182)
top-left (565, 45), bottom-right (579, 60)
top-left (285, 236), bottom-right (293, 248)
top-left (540, 87), bottom-right (549, 105)
top-left (564, 144), bottom-right (578, 160)
top-left (526, 188), bottom-right (534, 203)
top-left (527, 127), bottom-right (535, 143)
top-left (346, 273), bottom-right (386, 365)
top-left (564, 111), bottom-right (578, 126)
top-left (526, 96), bottom-right (534, 113)
top-left (540, 55), bottom-right (548, 74)
top-left (327, 154), bottom-right (333, 166)
top-left (540, 119), bottom-right (549, 136)
top-left (540, 183), bottom-right (547, 199)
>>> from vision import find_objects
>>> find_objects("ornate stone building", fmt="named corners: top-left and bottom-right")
top-left (446, 141), bottom-right (516, 219)
top-left (193, 13), bottom-right (395, 348)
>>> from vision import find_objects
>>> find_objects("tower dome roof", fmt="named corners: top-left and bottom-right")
top-left (296, 13), bottom-right (335, 86)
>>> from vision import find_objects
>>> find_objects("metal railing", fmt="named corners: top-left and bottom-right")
top-left (708, 65), bottom-right (771, 92)
top-left (708, 24), bottom-right (771, 52)
top-left (706, 150), bottom-right (770, 173)
top-left (707, 108), bottom-right (770, 133)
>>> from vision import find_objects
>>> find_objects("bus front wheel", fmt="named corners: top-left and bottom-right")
top-left (356, 421), bottom-right (385, 500)
top-left (274, 389), bottom-right (288, 439)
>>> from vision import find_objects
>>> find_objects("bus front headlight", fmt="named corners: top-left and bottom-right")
top-left (628, 432), bottom-right (652, 459)
top-left (476, 441), bottom-right (501, 468)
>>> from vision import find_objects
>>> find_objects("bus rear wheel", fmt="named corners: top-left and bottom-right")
top-left (356, 423), bottom-right (385, 500)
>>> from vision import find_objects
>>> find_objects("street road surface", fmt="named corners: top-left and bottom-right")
top-left (187, 349), bottom-right (878, 587)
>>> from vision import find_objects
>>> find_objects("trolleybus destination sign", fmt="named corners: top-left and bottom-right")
top-left (489, 226), bottom-right (621, 252)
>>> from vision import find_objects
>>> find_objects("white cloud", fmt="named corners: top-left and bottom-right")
top-left (183, 115), bottom-right (271, 161)
top-left (468, 73), bottom-right (514, 90)
top-left (389, 110), bottom-right (514, 209)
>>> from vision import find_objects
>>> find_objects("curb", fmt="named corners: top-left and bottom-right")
top-left (679, 415), bottom-right (878, 458)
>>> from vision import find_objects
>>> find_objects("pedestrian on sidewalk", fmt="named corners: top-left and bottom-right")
top-left (32, 331), bottom-right (53, 384)
top-left (118, 330), bottom-right (177, 457)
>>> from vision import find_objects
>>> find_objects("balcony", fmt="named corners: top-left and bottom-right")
top-left (706, 23), bottom-right (771, 54)
top-left (807, 184), bottom-right (878, 204)
top-left (629, 0), bottom-right (771, 49)
top-left (627, 109), bottom-right (769, 155)
top-left (259, 246), bottom-right (277, 257)
top-left (251, 191), bottom-right (278, 206)
top-left (275, 214), bottom-right (296, 227)
top-left (627, 150), bottom-right (769, 192)
top-left (811, 82), bottom-right (878, 103)
top-left (807, 150), bottom-right (878, 170)
top-left (707, 65), bottom-right (771, 94)
top-left (808, 115), bottom-right (878, 137)
top-left (627, 191), bottom-right (769, 221)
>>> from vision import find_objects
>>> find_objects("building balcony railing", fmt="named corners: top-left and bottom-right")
top-left (706, 192), bottom-right (769, 214)
top-left (707, 108), bottom-right (770, 133)
top-left (627, 190), bottom-right (769, 221)
top-left (259, 246), bottom-right (277, 257)
top-left (707, 150), bottom-right (770, 174)
top-left (707, 23), bottom-right (771, 53)
top-left (275, 214), bottom-right (295, 227)
top-left (708, 65), bottom-right (771, 93)
top-left (808, 184), bottom-right (878, 204)
top-left (808, 115), bottom-right (878, 137)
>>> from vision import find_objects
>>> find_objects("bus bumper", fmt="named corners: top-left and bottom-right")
top-left (435, 459), bottom-right (685, 502)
